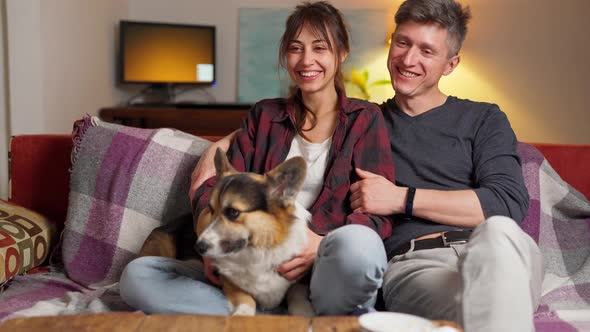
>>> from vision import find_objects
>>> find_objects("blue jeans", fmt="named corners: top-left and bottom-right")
top-left (119, 224), bottom-right (386, 315)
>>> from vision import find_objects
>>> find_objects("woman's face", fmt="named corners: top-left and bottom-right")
top-left (285, 23), bottom-right (344, 98)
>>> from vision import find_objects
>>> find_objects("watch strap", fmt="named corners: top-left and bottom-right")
top-left (405, 187), bottom-right (416, 221)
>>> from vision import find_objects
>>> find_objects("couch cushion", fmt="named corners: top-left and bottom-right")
top-left (0, 200), bottom-right (56, 284)
top-left (62, 115), bottom-right (211, 288)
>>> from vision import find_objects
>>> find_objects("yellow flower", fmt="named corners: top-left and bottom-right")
top-left (351, 69), bottom-right (368, 87)
top-left (345, 68), bottom-right (389, 100)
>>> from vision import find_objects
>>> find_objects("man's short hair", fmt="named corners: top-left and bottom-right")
top-left (395, 0), bottom-right (472, 56)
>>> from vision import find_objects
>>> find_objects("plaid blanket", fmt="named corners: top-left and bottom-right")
top-left (0, 268), bottom-right (134, 321)
top-left (519, 143), bottom-right (590, 332)
top-left (0, 143), bottom-right (588, 331)
top-left (63, 116), bottom-right (210, 288)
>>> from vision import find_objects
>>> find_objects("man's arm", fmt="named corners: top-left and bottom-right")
top-left (189, 129), bottom-right (241, 201)
top-left (350, 170), bottom-right (485, 228)
top-left (351, 105), bottom-right (528, 228)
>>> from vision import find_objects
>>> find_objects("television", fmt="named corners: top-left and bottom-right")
top-left (119, 20), bottom-right (216, 85)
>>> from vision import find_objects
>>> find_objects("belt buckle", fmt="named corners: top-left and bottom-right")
top-left (441, 231), bottom-right (469, 247)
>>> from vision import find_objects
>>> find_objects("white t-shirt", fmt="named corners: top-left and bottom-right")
top-left (285, 133), bottom-right (332, 224)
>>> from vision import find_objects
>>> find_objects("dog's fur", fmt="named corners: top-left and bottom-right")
top-left (139, 149), bottom-right (313, 316)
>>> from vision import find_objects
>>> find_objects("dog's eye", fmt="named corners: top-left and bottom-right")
top-left (223, 207), bottom-right (241, 221)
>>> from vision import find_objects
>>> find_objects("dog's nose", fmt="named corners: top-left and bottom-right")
top-left (195, 241), bottom-right (210, 255)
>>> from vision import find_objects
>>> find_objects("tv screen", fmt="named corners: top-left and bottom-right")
top-left (119, 20), bottom-right (216, 85)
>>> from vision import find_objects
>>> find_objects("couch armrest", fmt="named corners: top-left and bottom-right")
top-left (9, 135), bottom-right (73, 231)
top-left (531, 143), bottom-right (590, 199)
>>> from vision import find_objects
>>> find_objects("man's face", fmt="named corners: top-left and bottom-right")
top-left (387, 20), bottom-right (459, 100)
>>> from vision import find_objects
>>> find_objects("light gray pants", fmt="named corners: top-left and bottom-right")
top-left (120, 224), bottom-right (386, 315)
top-left (382, 216), bottom-right (544, 332)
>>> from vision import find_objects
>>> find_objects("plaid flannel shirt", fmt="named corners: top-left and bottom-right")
top-left (194, 92), bottom-right (396, 239)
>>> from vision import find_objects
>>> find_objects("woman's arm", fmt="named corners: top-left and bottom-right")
top-left (343, 107), bottom-right (396, 239)
top-left (192, 107), bottom-right (259, 237)
top-left (189, 129), bottom-right (241, 201)
top-left (277, 107), bottom-right (396, 281)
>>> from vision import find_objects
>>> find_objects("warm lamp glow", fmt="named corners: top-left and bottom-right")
top-left (439, 59), bottom-right (543, 142)
top-left (347, 50), bottom-right (541, 141)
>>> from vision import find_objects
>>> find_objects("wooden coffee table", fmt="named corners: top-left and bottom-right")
top-left (0, 312), bottom-right (462, 331)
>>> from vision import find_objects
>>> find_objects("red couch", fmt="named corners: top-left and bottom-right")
top-left (8, 134), bottom-right (590, 233)
top-left (4, 134), bottom-right (590, 331)
top-left (7, 134), bottom-right (220, 232)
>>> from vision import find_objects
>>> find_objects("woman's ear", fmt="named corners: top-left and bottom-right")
top-left (340, 50), bottom-right (349, 63)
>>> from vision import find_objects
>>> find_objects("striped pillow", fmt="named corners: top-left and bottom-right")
top-left (62, 116), bottom-right (211, 288)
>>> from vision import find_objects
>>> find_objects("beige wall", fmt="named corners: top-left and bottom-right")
top-left (442, 0), bottom-right (590, 145)
top-left (6, 0), bottom-right (590, 140)
top-left (6, 0), bottom-right (128, 136)
top-left (127, 0), bottom-right (590, 144)
top-left (1, 0), bottom-right (589, 199)
top-left (1, 0), bottom-right (128, 199)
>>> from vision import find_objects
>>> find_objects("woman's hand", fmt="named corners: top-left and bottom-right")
top-left (203, 256), bottom-right (223, 286)
top-left (277, 228), bottom-right (323, 281)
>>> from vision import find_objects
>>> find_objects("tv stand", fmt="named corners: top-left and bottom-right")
top-left (99, 103), bottom-right (251, 136)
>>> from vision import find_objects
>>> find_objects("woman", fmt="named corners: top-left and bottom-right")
top-left (120, 1), bottom-right (395, 316)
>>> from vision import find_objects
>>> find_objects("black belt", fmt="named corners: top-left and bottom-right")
top-left (389, 230), bottom-right (473, 257)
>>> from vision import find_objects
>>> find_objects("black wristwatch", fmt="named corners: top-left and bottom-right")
top-left (405, 187), bottom-right (416, 221)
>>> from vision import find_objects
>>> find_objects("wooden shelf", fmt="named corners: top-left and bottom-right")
top-left (99, 104), bottom-right (251, 137)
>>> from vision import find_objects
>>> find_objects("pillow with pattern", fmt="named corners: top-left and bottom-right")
top-left (62, 115), bottom-right (211, 288)
top-left (0, 200), bottom-right (56, 283)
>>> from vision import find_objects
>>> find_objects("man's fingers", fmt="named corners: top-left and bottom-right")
top-left (355, 168), bottom-right (369, 179)
top-left (350, 196), bottom-right (366, 213)
top-left (350, 181), bottom-right (359, 193)
top-left (350, 195), bottom-right (359, 209)
top-left (355, 168), bottom-right (380, 179)
top-left (349, 188), bottom-right (361, 202)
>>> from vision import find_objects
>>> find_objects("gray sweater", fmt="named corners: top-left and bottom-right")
top-left (380, 96), bottom-right (529, 258)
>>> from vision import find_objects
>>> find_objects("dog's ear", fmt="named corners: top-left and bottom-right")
top-left (266, 157), bottom-right (306, 201)
top-left (214, 148), bottom-right (237, 178)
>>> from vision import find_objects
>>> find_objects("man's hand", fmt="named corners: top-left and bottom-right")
top-left (350, 168), bottom-right (404, 215)
top-left (203, 256), bottom-right (223, 286)
top-left (277, 228), bottom-right (323, 281)
top-left (189, 130), bottom-right (240, 201)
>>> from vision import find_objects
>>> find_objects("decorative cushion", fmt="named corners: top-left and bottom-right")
top-left (0, 200), bottom-right (56, 283)
top-left (62, 115), bottom-right (211, 288)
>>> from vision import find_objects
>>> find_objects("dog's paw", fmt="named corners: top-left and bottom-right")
top-left (232, 304), bottom-right (256, 316)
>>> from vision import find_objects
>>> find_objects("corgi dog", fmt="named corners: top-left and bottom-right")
top-left (139, 148), bottom-right (314, 316)
top-left (194, 148), bottom-right (313, 316)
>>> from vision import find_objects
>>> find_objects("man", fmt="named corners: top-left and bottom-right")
top-left (348, 0), bottom-right (543, 331)
top-left (189, 0), bottom-right (543, 330)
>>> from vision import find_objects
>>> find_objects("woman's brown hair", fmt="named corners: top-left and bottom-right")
top-left (278, 1), bottom-right (350, 133)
